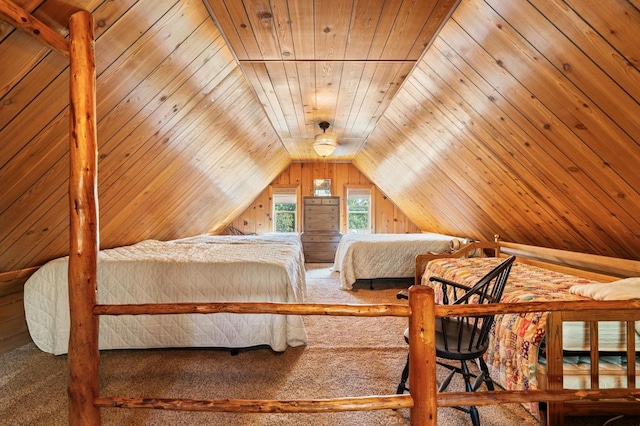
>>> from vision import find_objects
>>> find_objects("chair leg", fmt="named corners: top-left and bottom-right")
top-left (461, 360), bottom-right (481, 426)
top-left (396, 353), bottom-right (410, 394)
top-left (478, 356), bottom-right (494, 391)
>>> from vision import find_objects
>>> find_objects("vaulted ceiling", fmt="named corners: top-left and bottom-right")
top-left (0, 0), bottom-right (639, 274)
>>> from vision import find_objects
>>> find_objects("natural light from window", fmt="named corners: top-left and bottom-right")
top-left (346, 187), bottom-right (371, 234)
top-left (272, 188), bottom-right (298, 233)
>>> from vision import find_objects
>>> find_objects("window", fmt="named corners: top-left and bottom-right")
top-left (272, 187), bottom-right (298, 233)
top-left (346, 187), bottom-right (371, 234)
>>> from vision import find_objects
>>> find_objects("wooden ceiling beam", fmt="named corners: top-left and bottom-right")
top-left (0, 0), bottom-right (69, 58)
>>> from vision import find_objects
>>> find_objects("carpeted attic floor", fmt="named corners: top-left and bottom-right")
top-left (1, 264), bottom-right (639, 426)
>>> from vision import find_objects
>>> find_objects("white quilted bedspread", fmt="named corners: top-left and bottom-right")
top-left (24, 239), bottom-right (307, 355)
top-left (333, 233), bottom-right (456, 290)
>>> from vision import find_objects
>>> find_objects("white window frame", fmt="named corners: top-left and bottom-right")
top-left (344, 185), bottom-right (374, 234)
top-left (270, 185), bottom-right (300, 233)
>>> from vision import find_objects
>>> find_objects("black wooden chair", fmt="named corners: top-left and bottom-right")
top-left (396, 255), bottom-right (516, 426)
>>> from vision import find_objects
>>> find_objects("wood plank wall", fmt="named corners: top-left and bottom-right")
top-left (0, 270), bottom-right (37, 354)
top-left (229, 162), bottom-right (420, 236)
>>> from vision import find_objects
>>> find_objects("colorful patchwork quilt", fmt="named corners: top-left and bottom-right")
top-left (422, 257), bottom-right (596, 417)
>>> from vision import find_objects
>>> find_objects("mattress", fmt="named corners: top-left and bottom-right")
top-left (24, 238), bottom-right (307, 355)
top-left (333, 233), bottom-right (457, 290)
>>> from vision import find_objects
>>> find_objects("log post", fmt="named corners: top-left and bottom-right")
top-left (68, 9), bottom-right (100, 426)
top-left (409, 285), bottom-right (437, 425)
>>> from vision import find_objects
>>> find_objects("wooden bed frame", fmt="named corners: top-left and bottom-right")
top-left (415, 236), bottom-right (640, 425)
top-left (6, 3), bottom-right (640, 425)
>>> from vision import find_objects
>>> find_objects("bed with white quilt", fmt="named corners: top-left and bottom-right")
top-left (24, 235), bottom-right (307, 355)
top-left (332, 232), bottom-right (460, 290)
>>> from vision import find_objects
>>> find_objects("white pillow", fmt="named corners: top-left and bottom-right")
top-left (569, 277), bottom-right (640, 300)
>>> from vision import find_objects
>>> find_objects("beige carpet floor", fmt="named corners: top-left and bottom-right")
top-left (1, 264), bottom-right (639, 425)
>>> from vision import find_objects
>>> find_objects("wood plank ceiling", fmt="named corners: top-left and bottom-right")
top-left (0, 0), bottom-right (639, 278)
top-left (205, 0), bottom-right (460, 160)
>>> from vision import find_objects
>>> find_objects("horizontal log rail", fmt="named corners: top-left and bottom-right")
top-left (95, 395), bottom-right (413, 412)
top-left (93, 302), bottom-right (409, 317)
top-left (94, 298), bottom-right (640, 318)
top-left (92, 291), bottom-right (640, 426)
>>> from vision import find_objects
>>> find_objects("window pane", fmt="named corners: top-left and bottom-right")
top-left (346, 187), bottom-right (371, 234)
top-left (272, 188), bottom-right (297, 233)
top-left (275, 211), bottom-right (295, 232)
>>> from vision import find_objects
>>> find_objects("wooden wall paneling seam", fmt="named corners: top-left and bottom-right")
top-left (343, 0), bottom-right (384, 60)
top-left (97, 67), bottom-right (246, 204)
top-left (378, 0), bottom-right (435, 60)
top-left (313, 0), bottom-right (351, 60)
top-left (100, 88), bottom-right (268, 239)
top-left (0, 91), bottom-right (68, 229)
top-left (363, 62), bottom-right (415, 134)
top-left (390, 85), bottom-right (534, 243)
top-left (0, 0), bottom-right (136, 128)
top-left (268, 0), bottom-right (294, 61)
top-left (350, 62), bottom-right (411, 137)
top-left (0, 292), bottom-right (26, 335)
top-left (0, 113), bottom-right (68, 269)
top-left (487, 0), bottom-right (640, 162)
top-left (436, 16), bottom-right (640, 236)
top-left (98, 60), bottom-right (240, 197)
top-left (283, 61), bottom-right (310, 140)
top-left (0, 30), bottom-right (58, 100)
top-left (333, 61), bottom-right (366, 140)
top-left (563, 0), bottom-right (640, 70)
top-left (282, 0), bottom-right (313, 60)
top-left (343, 62), bottom-right (379, 135)
top-left (365, 116), bottom-right (506, 238)
top-left (114, 100), bottom-right (288, 238)
top-left (362, 0), bottom-right (400, 60)
top-left (314, 59), bottom-right (344, 129)
top-left (457, 1), bottom-right (640, 190)
top-left (0, 316), bottom-right (29, 350)
top-left (0, 5), bottom-right (224, 266)
top-left (412, 57), bottom-right (616, 252)
top-left (440, 18), bottom-right (640, 236)
top-left (425, 38), bottom-right (636, 255)
top-left (95, 19), bottom-right (219, 144)
top-left (405, 0), bottom-right (461, 61)
top-left (264, 61), bottom-right (300, 137)
top-left (13, 67), bottom-right (245, 264)
top-left (356, 121), bottom-right (485, 237)
top-left (351, 151), bottom-right (449, 235)
top-left (92, 0), bottom-right (177, 74)
top-left (94, 0), bottom-right (207, 118)
top-left (243, 0), bottom-right (282, 59)
top-left (296, 61), bottom-right (317, 139)
top-left (527, 0), bottom-right (640, 104)
top-left (240, 61), bottom-right (291, 137)
top-left (205, 0), bottom-right (259, 60)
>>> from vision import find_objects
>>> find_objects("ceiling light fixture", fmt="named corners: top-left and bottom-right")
top-left (313, 121), bottom-right (337, 157)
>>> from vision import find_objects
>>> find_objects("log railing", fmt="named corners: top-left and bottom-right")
top-left (81, 290), bottom-right (640, 426)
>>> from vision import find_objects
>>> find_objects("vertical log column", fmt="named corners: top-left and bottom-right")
top-left (68, 10), bottom-right (100, 426)
top-left (409, 285), bottom-right (437, 425)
